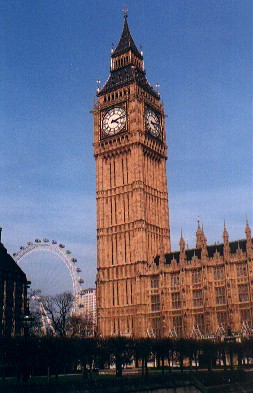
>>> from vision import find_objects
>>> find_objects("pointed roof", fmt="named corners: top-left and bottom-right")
top-left (0, 239), bottom-right (27, 281)
top-left (97, 64), bottom-right (159, 98)
top-left (223, 220), bottom-right (229, 238)
top-left (112, 16), bottom-right (143, 59)
top-left (196, 217), bottom-right (202, 235)
top-left (97, 13), bottom-right (159, 99)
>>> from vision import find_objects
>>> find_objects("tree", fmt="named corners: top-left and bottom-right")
top-left (41, 292), bottom-right (74, 337)
top-left (68, 313), bottom-right (96, 337)
top-left (107, 337), bottom-right (133, 377)
top-left (29, 289), bottom-right (44, 335)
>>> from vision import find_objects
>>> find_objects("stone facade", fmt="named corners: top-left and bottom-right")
top-left (94, 15), bottom-right (253, 338)
top-left (147, 221), bottom-right (253, 338)
top-left (0, 228), bottom-right (29, 336)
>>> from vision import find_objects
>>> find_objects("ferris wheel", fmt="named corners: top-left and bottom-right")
top-left (13, 238), bottom-right (84, 297)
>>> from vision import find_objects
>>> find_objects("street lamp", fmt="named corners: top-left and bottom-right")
top-left (21, 312), bottom-right (34, 332)
top-left (21, 310), bottom-right (34, 382)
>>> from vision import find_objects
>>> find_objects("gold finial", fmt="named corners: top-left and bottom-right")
top-left (96, 79), bottom-right (101, 93)
top-left (122, 3), bottom-right (128, 18)
top-left (156, 83), bottom-right (160, 96)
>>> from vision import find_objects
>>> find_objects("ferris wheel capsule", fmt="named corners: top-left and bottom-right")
top-left (52, 240), bottom-right (57, 244)
top-left (76, 268), bottom-right (81, 272)
top-left (12, 239), bottom-right (83, 302)
top-left (65, 250), bottom-right (71, 254)
top-left (43, 238), bottom-right (49, 243)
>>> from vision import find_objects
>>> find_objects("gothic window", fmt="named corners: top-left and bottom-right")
top-left (215, 286), bottom-right (226, 305)
top-left (213, 266), bottom-right (224, 281)
top-left (238, 284), bottom-right (249, 303)
top-left (151, 317), bottom-right (161, 337)
top-left (172, 292), bottom-right (181, 309)
top-left (171, 274), bottom-right (180, 287)
top-left (130, 281), bottom-right (133, 304)
top-left (240, 309), bottom-right (251, 327)
top-left (151, 294), bottom-right (160, 312)
top-left (217, 312), bottom-right (227, 325)
top-left (173, 315), bottom-right (182, 336)
top-left (192, 269), bottom-right (201, 284)
top-left (195, 314), bottom-right (205, 333)
top-left (237, 264), bottom-right (247, 277)
top-left (151, 278), bottom-right (159, 289)
top-left (193, 289), bottom-right (203, 308)
top-left (112, 284), bottom-right (115, 306)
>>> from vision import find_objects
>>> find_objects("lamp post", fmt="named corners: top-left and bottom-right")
top-left (224, 328), bottom-right (236, 370)
top-left (20, 310), bottom-right (34, 382)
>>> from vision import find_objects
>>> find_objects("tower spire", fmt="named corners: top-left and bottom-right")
top-left (179, 229), bottom-right (186, 256)
top-left (112, 13), bottom-right (142, 59)
top-left (196, 217), bottom-right (207, 251)
top-left (245, 215), bottom-right (252, 244)
top-left (122, 3), bottom-right (128, 18)
top-left (97, 12), bottom-right (159, 99)
top-left (223, 220), bottom-right (230, 260)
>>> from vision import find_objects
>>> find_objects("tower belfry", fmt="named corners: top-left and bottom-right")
top-left (94, 14), bottom-right (171, 337)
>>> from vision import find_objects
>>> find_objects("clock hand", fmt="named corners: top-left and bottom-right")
top-left (150, 120), bottom-right (159, 127)
top-left (111, 115), bottom-right (126, 123)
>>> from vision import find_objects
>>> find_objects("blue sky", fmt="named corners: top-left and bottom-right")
top-left (1, 0), bottom-right (252, 289)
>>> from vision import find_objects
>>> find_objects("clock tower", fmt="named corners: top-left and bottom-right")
top-left (94, 12), bottom-right (171, 337)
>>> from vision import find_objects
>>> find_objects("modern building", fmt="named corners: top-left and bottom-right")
top-left (78, 288), bottom-right (96, 321)
top-left (94, 13), bottom-right (253, 338)
top-left (0, 228), bottom-right (29, 336)
top-left (77, 288), bottom-right (96, 336)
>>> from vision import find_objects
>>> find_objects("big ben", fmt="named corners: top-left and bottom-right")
top-left (94, 11), bottom-right (171, 337)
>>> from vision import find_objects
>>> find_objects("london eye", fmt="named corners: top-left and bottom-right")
top-left (13, 239), bottom-right (84, 298)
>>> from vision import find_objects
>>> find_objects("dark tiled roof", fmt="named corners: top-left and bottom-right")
top-left (153, 238), bottom-right (250, 266)
top-left (98, 65), bottom-right (159, 98)
top-left (230, 239), bottom-right (247, 253)
top-left (0, 243), bottom-right (27, 281)
top-left (207, 244), bottom-right (224, 258)
top-left (185, 248), bottom-right (202, 260)
top-left (112, 17), bottom-right (142, 59)
top-left (165, 252), bottom-right (180, 264)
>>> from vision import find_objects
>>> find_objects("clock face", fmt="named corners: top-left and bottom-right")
top-left (102, 107), bottom-right (126, 136)
top-left (145, 108), bottom-right (161, 138)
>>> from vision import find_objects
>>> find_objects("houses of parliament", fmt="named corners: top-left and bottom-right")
top-left (93, 12), bottom-right (253, 338)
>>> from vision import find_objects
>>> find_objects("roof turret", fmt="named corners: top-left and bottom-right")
top-left (179, 229), bottom-right (186, 258)
top-left (245, 216), bottom-right (251, 240)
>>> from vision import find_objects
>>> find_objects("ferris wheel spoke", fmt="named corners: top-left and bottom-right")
top-left (13, 240), bottom-right (84, 299)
